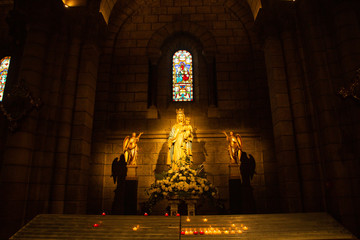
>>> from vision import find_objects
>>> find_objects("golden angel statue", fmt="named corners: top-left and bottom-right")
top-left (123, 132), bottom-right (143, 165)
top-left (223, 131), bottom-right (242, 164)
top-left (167, 109), bottom-right (193, 170)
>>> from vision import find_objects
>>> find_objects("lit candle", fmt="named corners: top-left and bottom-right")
top-left (93, 223), bottom-right (99, 227)
top-left (231, 223), bottom-right (235, 227)
top-left (144, 213), bottom-right (148, 216)
top-left (186, 217), bottom-right (190, 222)
top-left (180, 230), bottom-right (185, 235)
top-left (231, 230), bottom-right (235, 234)
top-left (224, 230), bottom-right (229, 234)
top-left (176, 213), bottom-right (180, 216)
top-left (238, 230), bottom-right (243, 234)
top-left (193, 230), bottom-right (198, 235)
top-left (243, 226), bottom-right (248, 230)
top-left (203, 218), bottom-right (208, 222)
top-left (199, 229), bottom-right (204, 235)
top-left (102, 212), bottom-right (106, 216)
top-left (132, 226), bottom-right (138, 231)
top-left (165, 213), bottom-right (169, 216)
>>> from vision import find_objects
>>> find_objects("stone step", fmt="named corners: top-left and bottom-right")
top-left (10, 212), bottom-right (357, 239)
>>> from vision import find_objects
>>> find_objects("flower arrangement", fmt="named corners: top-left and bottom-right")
top-left (143, 165), bottom-right (218, 213)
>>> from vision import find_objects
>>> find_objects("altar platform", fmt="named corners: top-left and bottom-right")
top-left (10, 212), bottom-right (357, 239)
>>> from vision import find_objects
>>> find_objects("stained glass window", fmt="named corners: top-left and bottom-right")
top-left (0, 56), bottom-right (11, 102)
top-left (173, 50), bottom-right (193, 101)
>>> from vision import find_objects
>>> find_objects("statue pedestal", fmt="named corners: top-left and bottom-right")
top-left (168, 198), bottom-right (181, 216)
top-left (126, 165), bottom-right (138, 180)
top-left (167, 196), bottom-right (199, 216)
top-left (229, 163), bottom-right (241, 179)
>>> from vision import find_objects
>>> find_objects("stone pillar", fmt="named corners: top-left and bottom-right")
top-left (280, 26), bottom-right (323, 211)
top-left (263, 25), bottom-right (303, 212)
top-left (49, 35), bottom-right (82, 214)
top-left (228, 163), bottom-right (241, 180)
top-left (64, 42), bottom-right (100, 214)
top-left (0, 6), bottom-right (50, 239)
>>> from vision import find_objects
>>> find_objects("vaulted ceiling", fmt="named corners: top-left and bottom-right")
top-left (62, 0), bottom-right (262, 24)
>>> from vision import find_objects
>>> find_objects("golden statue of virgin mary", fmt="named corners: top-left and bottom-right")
top-left (167, 108), bottom-right (193, 171)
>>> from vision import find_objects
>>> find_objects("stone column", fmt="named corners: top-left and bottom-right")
top-left (263, 24), bottom-right (303, 212)
top-left (49, 35), bottom-right (82, 214)
top-left (64, 41), bottom-right (100, 214)
top-left (280, 25), bottom-right (323, 211)
top-left (0, 6), bottom-right (49, 239)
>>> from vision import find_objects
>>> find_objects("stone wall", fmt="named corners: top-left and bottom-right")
top-left (100, 130), bottom-right (266, 214)
top-left (90, 0), bottom-right (275, 215)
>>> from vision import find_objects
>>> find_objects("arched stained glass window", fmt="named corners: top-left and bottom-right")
top-left (0, 56), bottom-right (11, 102)
top-left (173, 50), bottom-right (193, 101)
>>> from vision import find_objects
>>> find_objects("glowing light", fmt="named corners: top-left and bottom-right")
top-left (165, 213), bottom-right (169, 216)
top-left (93, 223), bottom-right (99, 227)
top-left (0, 56), bottom-right (11, 102)
top-left (243, 226), bottom-right (248, 230)
top-left (101, 212), bottom-right (106, 216)
top-left (172, 50), bottom-right (193, 101)
top-left (133, 226), bottom-right (138, 231)
top-left (203, 218), bottom-right (208, 222)
top-left (144, 213), bottom-right (148, 216)
top-left (186, 217), bottom-right (190, 222)
top-left (176, 213), bottom-right (180, 216)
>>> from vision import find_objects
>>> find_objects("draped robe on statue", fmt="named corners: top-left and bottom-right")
top-left (168, 122), bottom-right (186, 171)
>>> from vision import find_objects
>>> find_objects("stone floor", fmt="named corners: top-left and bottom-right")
top-left (10, 212), bottom-right (357, 239)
